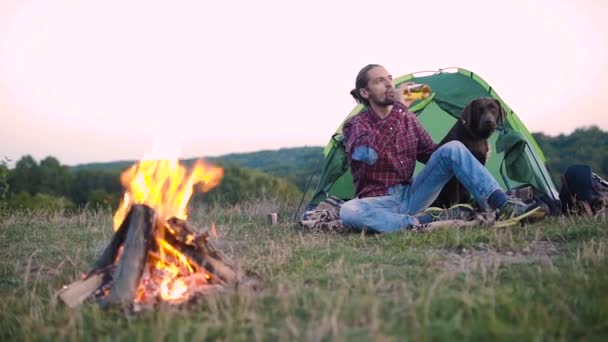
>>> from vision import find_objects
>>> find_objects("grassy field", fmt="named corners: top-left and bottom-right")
top-left (1, 202), bottom-right (607, 341)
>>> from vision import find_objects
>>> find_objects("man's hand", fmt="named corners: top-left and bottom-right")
top-left (395, 82), bottom-right (417, 108)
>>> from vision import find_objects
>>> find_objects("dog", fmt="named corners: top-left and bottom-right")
top-left (432, 97), bottom-right (506, 208)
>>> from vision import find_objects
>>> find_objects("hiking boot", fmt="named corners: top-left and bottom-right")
top-left (495, 198), bottom-right (546, 227)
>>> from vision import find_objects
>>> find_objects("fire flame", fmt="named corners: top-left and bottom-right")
top-left (161, 278), bottom-right (188, 300)
top-left (112, 159), bottom-right (223, 304)
top-left (113, 159), bottom-right (223, 230)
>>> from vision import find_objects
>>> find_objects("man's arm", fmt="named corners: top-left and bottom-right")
top-left (343, 118), bottom-right (388, 166)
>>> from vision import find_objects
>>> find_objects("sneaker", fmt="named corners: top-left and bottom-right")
top-left (403, 204), bottom-right (478, 231)
top-left (495, 198), bottom-right (546, 227)
top-left (417, 204), bottom-right (478, 223)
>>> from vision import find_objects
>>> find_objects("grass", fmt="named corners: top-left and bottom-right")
top-left (1, 203), bottom-right (607, 341)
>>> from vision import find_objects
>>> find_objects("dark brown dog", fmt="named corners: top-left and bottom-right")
top-left (432, 97), bottom-right (507, 208)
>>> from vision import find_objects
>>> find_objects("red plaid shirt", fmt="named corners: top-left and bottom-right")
top-left (343, 102), bottom-right (437, 198)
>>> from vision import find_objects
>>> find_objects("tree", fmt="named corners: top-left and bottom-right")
top-left (38, 156), bottom-right (71, 196)
top-left (8, 155), bottom-right (40, 195)
top-left (0, 158), bottom-right (9, 208)
top-left (68, 169), bottom-right (121, 206)
top-left (533, 125), bottom-right (608, 184)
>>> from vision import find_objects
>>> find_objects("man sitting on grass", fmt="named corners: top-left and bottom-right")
top-left (340, 64), bottom-right (546, 233)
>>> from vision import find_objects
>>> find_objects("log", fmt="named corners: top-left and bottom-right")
top-left (58, 273), bottom-right (103, 308)
top-left (58, 265), bottom-right (114, 308)
top-left (166, 217), bottom-right (198, 246)
top-left (166, 218), bottom-right (231, 264)
top-left (90, 211), bottom-right (132, 272)
top-left (205, 239), bottom-right (233, 266)
top-left (200, 254), bottom-right (240, 285)
top-left (163, 233), bottom-right (240, 285)
top-left (102, 205), bottom-right (156, 306)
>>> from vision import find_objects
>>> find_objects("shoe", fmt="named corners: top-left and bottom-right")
top-left (494, 198), bottom-right (546, 227)
top-left (417, 204), bottom-right (478, 223)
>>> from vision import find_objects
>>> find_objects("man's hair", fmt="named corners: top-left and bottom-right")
top-left (350, 64), bottom-right (380, 106)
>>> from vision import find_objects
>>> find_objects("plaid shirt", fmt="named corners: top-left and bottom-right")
top-left (343, 102), bottom-right (437, 198)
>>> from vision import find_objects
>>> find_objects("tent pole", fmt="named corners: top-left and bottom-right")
top-left (526, 144), bottom-right (559, 202)
top-left (293, 158), bottom-right (322, 222)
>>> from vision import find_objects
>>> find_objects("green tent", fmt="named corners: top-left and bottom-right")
top-left (306, 68), bottom-right (560, 210)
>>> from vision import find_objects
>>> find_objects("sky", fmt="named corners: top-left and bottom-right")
top-left (0, 0), bottom-right (607, 166)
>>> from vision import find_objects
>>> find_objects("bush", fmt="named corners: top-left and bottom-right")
top-left (87, 189), bottom-right (120, 210)
top-left (7, 192), bottom-right (75, 210)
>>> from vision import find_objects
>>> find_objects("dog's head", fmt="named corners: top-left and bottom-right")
top-left (461, 97), bottom-right (506, 139)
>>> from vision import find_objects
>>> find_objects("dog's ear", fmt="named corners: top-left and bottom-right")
top-left (461, 102), bottom-right (473, 128)
top-left (494, 99), bottom-right (507, 123)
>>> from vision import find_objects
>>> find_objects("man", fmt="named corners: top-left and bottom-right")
top-left (340, 64), bottom-right (544, 233)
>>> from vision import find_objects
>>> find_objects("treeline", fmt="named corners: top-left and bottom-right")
top-left (533, 126), bottom-right (608, 184)
top-left (72, 146), bottom-right (326, 192)
top-left (0, 156), bottom-right (301, 210)
top-left (0, 155), bottom-right (120, 210)
top-left (2, 126), bottom-right (605, 210)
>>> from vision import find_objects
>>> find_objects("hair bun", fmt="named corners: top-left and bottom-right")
top-left (350, 88), bottom-right (361, 103)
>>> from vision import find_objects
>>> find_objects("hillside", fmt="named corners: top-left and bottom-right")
top-left (71, 146), bottom-right (325, 191)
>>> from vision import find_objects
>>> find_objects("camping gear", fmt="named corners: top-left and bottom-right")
top-left (300, 196), bottom-right (348, 233)
top-left (303, 68), bottom-right (560, 214)
top-left (559, 164), bottom-right (608, 215)
top-left (267, 213), bottom-right (280, 226)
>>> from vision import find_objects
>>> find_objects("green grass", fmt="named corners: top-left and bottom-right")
top-left (1, 204), bottom-right (607, 341)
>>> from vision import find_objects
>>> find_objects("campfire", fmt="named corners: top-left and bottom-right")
top-left (59, 159), bottom-right (252, 309)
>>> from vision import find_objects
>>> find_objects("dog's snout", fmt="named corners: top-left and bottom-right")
top-left (483, 118), bottom-right (497, 128)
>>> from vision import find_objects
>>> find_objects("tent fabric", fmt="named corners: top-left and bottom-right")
top-left (308, 134), bottom-right (349, 205)
top-left (307, 68), bottom-right (560, 208)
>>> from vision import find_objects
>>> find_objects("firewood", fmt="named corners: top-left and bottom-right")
top-left (200, 255), bottom-right (241, 285)
top-left (163, 233), bottom-right (241, 285)
top-left (102, 205), bottom-right (156, 306)
top-left (60, 207), bottom-right (255, 308)
top-left (165, 217), bottom-right (198, 246)
top-left (205, 239), bottom-right (233, 266)
top-left (91, 212), bottom-right (132, 272)
top-left (166, 218), bottom-right (231, 264)
top-left (58, 273), bottom-right (104, 308)
top-left (57, 264), bottom-right (114, 308)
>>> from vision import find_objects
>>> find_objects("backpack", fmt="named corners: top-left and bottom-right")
top-left (559, 164), bottom-right (608, 215)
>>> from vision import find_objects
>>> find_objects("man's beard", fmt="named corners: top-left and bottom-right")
top-left (375, 97), bottom-right (395, 107)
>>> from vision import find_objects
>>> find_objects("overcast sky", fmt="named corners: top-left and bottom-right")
top-left (1, 0), bottom-right (606, 165)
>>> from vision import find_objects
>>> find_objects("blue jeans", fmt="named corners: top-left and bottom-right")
top-left (339, 141), bottom-right (502, 233)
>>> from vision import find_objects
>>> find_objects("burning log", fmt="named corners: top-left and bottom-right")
top-left (102, 205), bottom-right (156, 306)
top-left (165, 217), bottom-right (198, 246)
top-left (165, 218), bottom-right (243, 285)
top-left (91, 209), bottom-right (132, 271)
